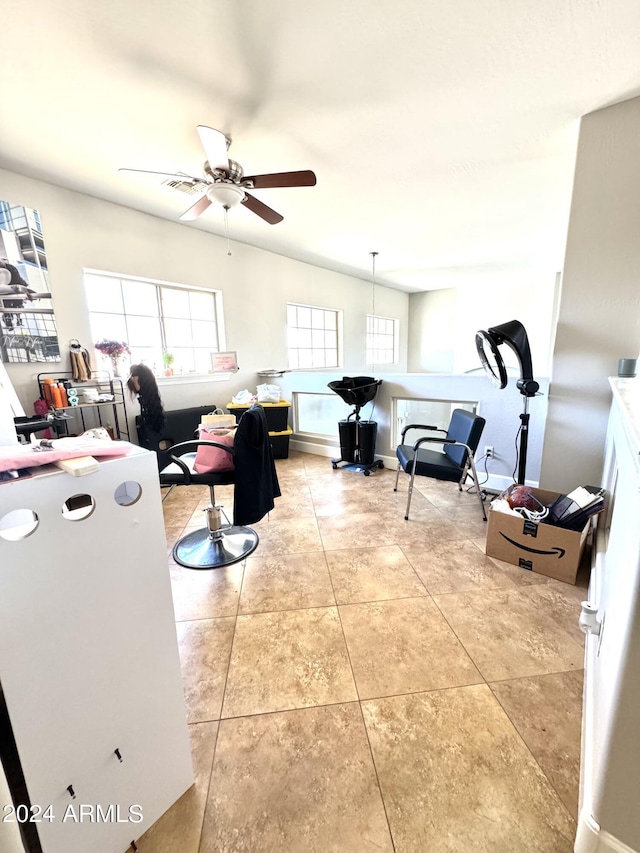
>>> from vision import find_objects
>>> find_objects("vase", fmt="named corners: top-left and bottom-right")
top-left (110, 356), bottom-right (123, 378)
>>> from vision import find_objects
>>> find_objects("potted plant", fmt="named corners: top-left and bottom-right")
top-left (162, 351), bottom-right (175, 376)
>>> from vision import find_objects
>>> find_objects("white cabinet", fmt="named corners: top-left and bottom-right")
top-left (0, 448), bottom-right (192, 853)
top-left (576, 379), bottom-right (640, 853)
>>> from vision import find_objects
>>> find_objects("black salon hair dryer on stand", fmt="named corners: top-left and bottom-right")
top-left (475, 320), bottom-right (540, 485)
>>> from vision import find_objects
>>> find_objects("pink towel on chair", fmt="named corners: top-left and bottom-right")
top-left (0, 438), bottom-right (133, 473)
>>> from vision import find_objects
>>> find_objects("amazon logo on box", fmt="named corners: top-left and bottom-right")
top-left (485, 487), bottom-right (590, 585)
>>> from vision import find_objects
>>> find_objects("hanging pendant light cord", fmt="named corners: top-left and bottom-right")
top-left (369, 251), bottom-right (378, 368)
top-left (370, 251), bottom-right (378, 318)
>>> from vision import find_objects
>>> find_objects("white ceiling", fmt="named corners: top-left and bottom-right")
top-left (2, 0), bottom-right (640, 293)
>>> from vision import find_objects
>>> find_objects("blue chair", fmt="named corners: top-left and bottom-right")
top-left (394, 409), bottom-right (487, 520)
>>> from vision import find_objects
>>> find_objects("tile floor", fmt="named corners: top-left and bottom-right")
top-left (130, 451), bottom-right (588, 853)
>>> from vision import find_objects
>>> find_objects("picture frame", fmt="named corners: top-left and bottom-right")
top-left (211, 351), bottom-right (239, 373)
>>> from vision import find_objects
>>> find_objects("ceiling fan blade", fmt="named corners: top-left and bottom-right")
top-left (179, 194), bottom-right (213, 221)
top-left (241, 192), bottom-right (284, 224)
top-left (119, 167), bottom-right (201, 183)
top-left (244, 170), bottom-right (317, 189)
top-left (196, 126), bottom-right (229, 172)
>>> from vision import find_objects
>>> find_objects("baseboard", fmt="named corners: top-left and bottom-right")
top-left (575, 811), bottom-right (639, 853)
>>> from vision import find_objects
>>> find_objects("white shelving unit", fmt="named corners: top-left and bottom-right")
top-left (0, 448), bottom-right (192, 852)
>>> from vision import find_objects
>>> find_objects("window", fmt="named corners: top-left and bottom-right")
top-left (295, 392), bottom-right (347, 437)
top-left (84, 271), bottom-right (223, 376)
top-left (366, 315), bottom-right (398, 365)
top-left (286, 303), bottom-right (339, 369)
top-left (393, 398), bottom-right (477, 448)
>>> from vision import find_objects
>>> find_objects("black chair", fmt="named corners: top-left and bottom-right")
top-left (160, 404), bottom-right (280, 569)
top-left (394, 408), bottom-right (487, 521)
top-left (136, 405), bottom-right (218, 474)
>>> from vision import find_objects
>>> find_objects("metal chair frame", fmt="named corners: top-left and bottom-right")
top-left (394, 423), bottom-right (487, 521)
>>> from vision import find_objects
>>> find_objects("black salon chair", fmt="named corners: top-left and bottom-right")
top-left (394, 408), bottom-right (487, 520)
top-left (159, 404), bottom-right (280, 569)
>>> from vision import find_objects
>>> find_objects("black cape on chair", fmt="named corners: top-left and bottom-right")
top-left (233, 404), bottom-right (281, 526)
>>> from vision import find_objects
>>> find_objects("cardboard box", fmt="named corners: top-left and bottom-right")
top-left (485, 487), bottom-right (590, 584)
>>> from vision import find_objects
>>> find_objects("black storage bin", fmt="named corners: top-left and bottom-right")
top-left (228, 402), bottom-right (290, 432)
top-left (269, 428), bottom-right (292, 459)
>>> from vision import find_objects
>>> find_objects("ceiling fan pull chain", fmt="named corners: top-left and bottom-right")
top-left (224, 206), bottom-right (232, 256)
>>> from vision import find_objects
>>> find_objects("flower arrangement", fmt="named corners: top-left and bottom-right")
top-left (94, 339), bottom-right (131, 357)
top-left (94, 340), bottom-right (131, 377)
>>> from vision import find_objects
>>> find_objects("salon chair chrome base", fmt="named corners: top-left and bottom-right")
top-left (173, 496), bottom-right (260, 569)
top-left (173, 525), bottom-right (259, 569)
top-left (172, 502), bottom-right (259, 570)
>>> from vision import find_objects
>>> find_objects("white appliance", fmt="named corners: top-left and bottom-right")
top-left (576, 378), bottom-right (640, 852)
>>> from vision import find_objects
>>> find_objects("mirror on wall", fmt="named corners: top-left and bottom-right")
top-left (0, 200), bottom-right (60, 363)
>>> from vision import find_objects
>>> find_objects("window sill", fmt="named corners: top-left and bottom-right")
top-left (156, 373), bottom-right (232, 386)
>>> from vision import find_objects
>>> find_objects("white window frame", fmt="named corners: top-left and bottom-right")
top-left (366, 314), bottom-right (399, 366)
top-left (286, 302), bottom-right (341, 370)
top-left (83, 269), bottom-right (225, 378)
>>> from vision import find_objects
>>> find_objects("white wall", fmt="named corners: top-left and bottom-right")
top-left (407, 289), bottom-right (456, 373)
top-left (278, 370), bottom-right (550, 491)
top-left (541, 96), bottom-right (640, 492)
top-left (407, 273), bottom-right (560, 377)
top-left (0, 168), bottom-right (409, 429)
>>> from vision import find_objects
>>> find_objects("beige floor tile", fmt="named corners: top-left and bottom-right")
top-left (317, 511), bottom-right (392, 550)
top-left (402, 539), bottom-right (521, 594)
top-left (201, 704), bottom-right (393, 853)
top-left (522, 580), bottom-right (587, 643)
top-left (433, 587), bottom-right (585, 681)
top-left (413, 480), bottom-right (485, 510)
top-left (163, 504), bottom-right (199, 528)
top-left (133, 721), bottom-right (218, 853)
top-left (326, 544), bottom-right (427, 604)
top-left (251, 516), bottom-right (324, 555)
top-left (340, 596), bottom-right (482, 699)
top-left (366, 484), bottom-right (438, 513)
top-left (276, 454), bottom-right (307, 473)
top-left (313, 489), bottom-right (379, 517)
top-left (307, 471), bottom-right (383, 495)
top-left (222, 606), bottom-right (357, 717)
top-left (439, 505), bottom-right (490, 538)
top-left (171, 563), bottom-right (243, 621)
top-left (470, 537), bottom-right (554, 586)
top-left (164, 525), bottom-right (185, 555)
top-left (177, 617), bottom-right (236, 723)
top-left (362, 684), bottom-right (576, 852)
top-left (141, 453), bottom-right (590, 851)
top-left (490, 670), bottom-right (584, 818)
top-left (269, 489), bottom-right (316, 519)
top-left (382, 512), bottom-right (467, 546)
top-left (239, 552), bottom-right (335, 613)
top-left (302, 453), bottom-right (337, 475)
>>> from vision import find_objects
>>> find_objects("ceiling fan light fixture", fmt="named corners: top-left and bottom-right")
top-left (205, 183), bottom-right (245, 209)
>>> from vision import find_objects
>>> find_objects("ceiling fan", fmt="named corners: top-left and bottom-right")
top-left (119, 125), bottom-right (316, 225)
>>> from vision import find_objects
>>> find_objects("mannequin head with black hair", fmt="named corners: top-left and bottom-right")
top-left (127, 364), bottom-right (165, 434)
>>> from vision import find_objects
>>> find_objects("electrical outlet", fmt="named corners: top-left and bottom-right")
top-left (484, 446), bottom-right (494, 458)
